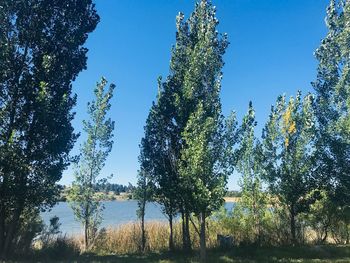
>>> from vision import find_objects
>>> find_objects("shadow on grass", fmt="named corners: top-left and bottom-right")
top-left (75, 250), bottom-right (197, 263)
top-left (79, 245), bottom-right (350, 263)
top-left (8, 245), bottom-right (350, 262)
top-left (219, 245), bottom-right (350, 262)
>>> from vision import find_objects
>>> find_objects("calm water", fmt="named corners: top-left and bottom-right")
top-left (42, 201), bottom-right (235, 235)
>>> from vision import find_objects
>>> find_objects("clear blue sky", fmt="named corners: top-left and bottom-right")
top-left (60, 0), bottom-right (330, 190)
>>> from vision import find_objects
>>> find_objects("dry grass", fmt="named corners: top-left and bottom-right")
top-left (33, 217), bottom-right (348, 258)
top-left (95, 221), bottom-right (169, 253)
top-left (223, 197), bottom-right (240, 202)
top-left (27, 220), bottom-right (350, 262)
top-left (64, 220), bottom-right (225, 254)
top-left (93, 221), bottom-right (174, 253)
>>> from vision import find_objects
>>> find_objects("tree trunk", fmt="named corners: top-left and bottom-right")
top-left (0, 163), bottom-right (10, 256)
top-left (181, 210), bottom-right (186, 250)
top-left (321, 227), bottom-right (328, 243)
top-left (169, 214), bottom-right (174, 251)
top-left (84, 218), bottom-right (89, 251)
top-left (185, 210), bottom-right (191, 251)
top-left (141, 202), bottom-right (146, 252)
top-left (0, 207), bottom-right (5, 256)
top-left (199, 212), bottom-right (206, 263)
top-left (3, 207), bottom-right (21, 257)
top-left (290, 205), bottom-right (296, 245)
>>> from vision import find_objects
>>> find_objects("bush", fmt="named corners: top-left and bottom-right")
top-left (302, 190), bottom-right (350, 244)
top-left (30, 215), bottom-right (81, 260)
top-left (37, 235), bottom-right (80, 260)
top-left (14, 208), bottom-right (44, 256)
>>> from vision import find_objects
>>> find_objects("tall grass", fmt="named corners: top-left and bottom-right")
top-left (32, 216), bottom-right (349, 258)
top-left (52, 220), bottom-right (224, 255)
top-left (92, 221), bottom-right (171, 253)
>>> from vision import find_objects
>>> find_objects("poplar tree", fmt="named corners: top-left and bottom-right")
top-left (180, 102), bottom-right (229, 261)
top-left (312, 0), bottom-right (350, 208)
top-left (138, 90), bottom-right (179, 251)
top-left (235, 102), bottom-right (267, 244)
top-left (139, 1), bottom-right (230, 257)
top-left (135, 169), bottom-right (153, 252)
top-left (0, 0), bottom-right (99, 256)
top-left (176, 2), bottom-right (230, 260)
top-left (68, 78), bottom-right (115, 251)
top-left (261, 92), bottom-right (317, 244)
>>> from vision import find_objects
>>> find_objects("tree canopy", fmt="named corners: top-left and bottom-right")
top-left (0, 0), bottom-right (99, 256)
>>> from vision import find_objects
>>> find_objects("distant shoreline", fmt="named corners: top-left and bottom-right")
top-left (223, 196), bottom-right (240, 202)
top-left (59, 195), bottom-right (240, 203)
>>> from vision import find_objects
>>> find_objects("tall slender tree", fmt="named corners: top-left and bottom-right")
top-left (312, 0), bottom-right (350, 208)
top-left (68, 78), bottom-right (115, 251)
top-left (235, 102), bottom-right (267, 244)
top-left (180, 102), bottom-right (229, 262)
top-left (261, 92), bottom-right (317, 244)
top-left (0, 0), bottom-right (99, 256)
top-left (139, 1), bottom-right (230, 257)
top-left (138, 91), bottom-right (179, 251)
top-left (135, 169), bottom-right (153, 252)
top-left (177, 2), bottom-right (229, 259)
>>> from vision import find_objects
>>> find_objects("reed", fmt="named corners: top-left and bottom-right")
top-left (32, 218), bottom-right (349, 263)
top-left (72, 220), bottom-right (225, 254)
top-left (92, 221), bottom-right (179, 254)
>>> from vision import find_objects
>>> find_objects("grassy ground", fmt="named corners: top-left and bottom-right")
top-left (9, 245), bottom-right (350, 262)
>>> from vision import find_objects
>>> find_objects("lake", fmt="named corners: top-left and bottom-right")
top-left (42, 201), bottom-right (235, 235)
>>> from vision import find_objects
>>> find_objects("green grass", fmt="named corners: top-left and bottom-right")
top-left (9, 245), bottom-right (350, 262)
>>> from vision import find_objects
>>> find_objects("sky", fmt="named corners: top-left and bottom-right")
top-left (60, 0), bottom-right (330, 190)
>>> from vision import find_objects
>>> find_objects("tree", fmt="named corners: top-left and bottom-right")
top-left (68, 78), bottom-right (115, 251)
top-left (139, 1), bottom-right (229, 257)
top-left (180, 101), bottom-right (229, 261)
top-left (261, 92), bottom-right (317, 244)
top-left (235, 102), bottom-right (268, 245)
top-left (135, 169), bottom-right (153, 252)
top-left (176, 2), bottom-right (229, 260)
top-left (312, 0), bottom-right (350, 208)
top-left (303, 190), bottom-right (335, 243)
top-left (0, 0), bottom-right (99, 256)
top-left (138, 90), bottom-right (179, 251)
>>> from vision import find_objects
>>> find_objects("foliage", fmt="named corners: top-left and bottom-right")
top-left (139, 1), bottom-right (232, 258)
top-left (312, 0), bottom-right (350, 209)
top-left (68, 77), bottom-right (115, 250)
top-left (0, 0), bottom-right (99, 256)
top-left (180, 102), bottom-right (227, 216)
top-left (138, 92), bottom-right (179, 249)
top-left (215, 203), bottom-right (284, 246)
top-left (15, 209), bottom-right (44, 255)
top-left (36, 236), bottom-right (80, 260)
top-left (330, 210), bottom-right (350, 244)
top-left (40, 216), bottom-right (61, 246)
top-left (35, 216), bottom-right (80, 260)
top-left (225, 191), bottom-right (242, 198)
top-left (233, 102), bottom-right (270, 245)
top-left (261, 92), bottom-right (317, 244)
top-left (95, 182), bottom-right (135, 195)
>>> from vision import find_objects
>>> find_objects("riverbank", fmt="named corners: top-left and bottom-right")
top-left (59, 191), bottom-right (134, 202)
top-left (223, 196), bottom-right (240, 202)
top-left (60, 191), bottom-right (240, 202)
